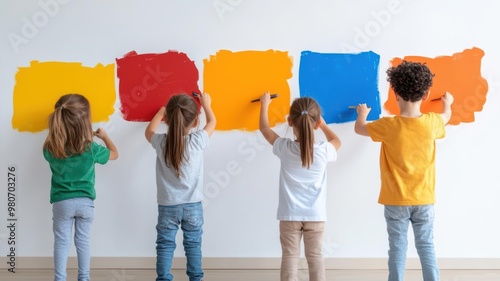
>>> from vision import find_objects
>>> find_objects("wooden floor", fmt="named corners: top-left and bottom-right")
top-left (2, 269), bottom-right (500, 281)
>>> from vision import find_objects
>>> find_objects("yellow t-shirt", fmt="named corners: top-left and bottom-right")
top-left (366, 112), bottom-right (445, 205)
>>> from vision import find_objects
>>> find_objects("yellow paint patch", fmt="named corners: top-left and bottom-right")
top-left (203, 50), bottom-right (292, 131)
top-left (12, 61), bottom-right (116, 132)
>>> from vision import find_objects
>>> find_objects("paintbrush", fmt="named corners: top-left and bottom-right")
top-left (251, 94), bottom-right (279, 102)
top-left (348, 105), bottom-right (371, 109)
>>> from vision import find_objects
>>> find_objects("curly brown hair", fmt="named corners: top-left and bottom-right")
top-left (387, 61), bottom-right (434, 102)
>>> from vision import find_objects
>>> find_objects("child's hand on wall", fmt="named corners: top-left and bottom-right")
top-left (94, 128), bottom-right (109, 140)
top-left (260, 92), bottom-right (272, 107)
top-left (442, 92), bottom-right (454, 106)
top-left (356, 104), bottom-right (371, 118)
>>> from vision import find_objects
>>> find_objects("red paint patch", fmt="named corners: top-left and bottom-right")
top-left (116, 51), bottom-right (201, 121)
top-left (384, 47), bottom-right (488, 125)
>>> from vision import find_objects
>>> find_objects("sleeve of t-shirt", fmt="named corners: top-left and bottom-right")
top-left (321, 142), bottom-right (337, 162)
top-left (151, 133), bottom-right (166, 158)
top-left (431, 112), bottom-right (446, 139)
top-left (272, 137), bottom-right (287, 158)
top-left (151, 133), bottom-right (162, 150)
top-left (92, 142), bottom-right (110, 165)
top-left (366, 118), bottom-right (389, 142)
top-left (43, 149), bottom-right (51, 162)
top-left (190, 130), bottom-right (209, 150)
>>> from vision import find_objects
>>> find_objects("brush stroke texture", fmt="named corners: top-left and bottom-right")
top-left (299, 51), bottom-right (381, 123)
top-left (203, 50), bottom-right (292, 131)
top-left (384, 47), bottom-right (488, 125)
top-left (116, 50), bottom-right (201, 121)
top-left (12, 61), bottom-right (115, 133)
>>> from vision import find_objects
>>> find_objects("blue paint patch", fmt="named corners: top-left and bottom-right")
top-left (299, 51), bottom-right (381, 123)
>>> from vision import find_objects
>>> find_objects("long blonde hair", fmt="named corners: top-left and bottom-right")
top-left (289, 97), bottom-right (321, 169)
top-left (43, 94), bottom-right (93, 158)
top-left (164, 94), bottom-right (198, 177)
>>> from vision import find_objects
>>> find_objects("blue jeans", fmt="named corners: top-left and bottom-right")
top-left (385, 205), bottom-right (439, 281)
top-left (52, 197), bottom-right (94, 281)
top-left (156, 202), bottom-right (204, 281)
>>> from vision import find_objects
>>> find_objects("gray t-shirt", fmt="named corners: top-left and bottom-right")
top-left (151, 130), bottom-right (209, 206)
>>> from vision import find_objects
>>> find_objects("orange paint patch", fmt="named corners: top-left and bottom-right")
top-left (203, 50), bottom-right (292, 131)
top-left (12, 61), bottom-right (116, 132)
top-left (384, 47), bottom-right (488, 125)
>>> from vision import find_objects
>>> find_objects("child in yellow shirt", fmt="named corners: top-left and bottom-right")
top-left (354, 61), bottom-right (453, 281)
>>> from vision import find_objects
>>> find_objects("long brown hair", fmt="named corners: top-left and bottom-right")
top-left (289, 97), bottom-right (321, 169)
top-left (164, 94), bottom-right (198, 177)
top-left (43, 94), bottom-right (94, 158)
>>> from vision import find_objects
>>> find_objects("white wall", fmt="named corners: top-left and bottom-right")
top-left (1, 0), bottom-right (499, 259)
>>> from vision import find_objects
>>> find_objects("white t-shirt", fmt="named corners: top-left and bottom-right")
top-left (151, 130), bottom-right (209, 206)
top-left (273, 137), bottom-right (337, 221)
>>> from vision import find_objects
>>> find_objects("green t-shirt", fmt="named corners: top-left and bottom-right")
top-left (43, 142), bottom-right (110, 203)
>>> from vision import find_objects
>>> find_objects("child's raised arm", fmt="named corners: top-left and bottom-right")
top-left (145, 106), bottom-right (166, 143)
top-left (319, 117), bottom-right (341, 150)
top-left (95, 128), bottom-right (118, 160)
top-left (259, 92), bottom-right (279, 145)
top-left (197, 92), bottom-right (216, 137)
top-left (354, 104), bottom-right (371, 137)
top-left (440, 92), bottom-right (454, 125)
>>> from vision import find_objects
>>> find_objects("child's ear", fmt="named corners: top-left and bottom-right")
top-left (422, 91), bottom-right (430, 101)
top-left (287, 116), bottom-right (293, 127)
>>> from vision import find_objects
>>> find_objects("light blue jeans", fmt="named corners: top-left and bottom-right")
top-left (385, 205), bottom-right (439, 281)
top-left (52, 197), bottom-right (94, 281)
top-left (156, 202), bottom-right (204, 281)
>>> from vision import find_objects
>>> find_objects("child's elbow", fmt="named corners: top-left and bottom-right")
top-left (145, 131), bottom-right (154, 143)
top-left (354, 124), bottom-right (367, 136)
top-left (109, 151), bottom-right (119, 160)
top-left (335, 139), bottom-right (342, 150)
